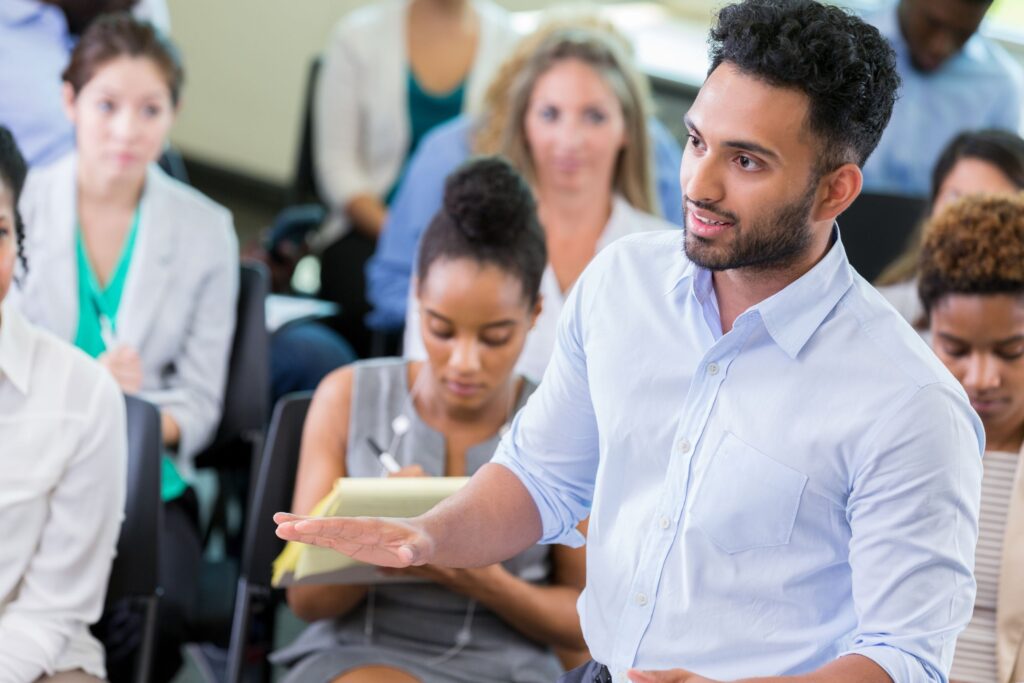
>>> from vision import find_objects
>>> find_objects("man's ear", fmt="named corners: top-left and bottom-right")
top-left (812, 162), bottom-right (863, 223)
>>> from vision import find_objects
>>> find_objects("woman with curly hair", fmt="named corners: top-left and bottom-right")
top-left (919, 194), bottom-right (1024, 683)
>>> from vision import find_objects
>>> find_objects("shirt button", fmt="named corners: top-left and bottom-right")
top-left (707, 362), bottom-right (720, 376)
top-left (659, 516), bottom-right (671, 530)
top-left (635, 592), bottom-right (648, 606)
top-left (676, 439), bottom-right (691, 454)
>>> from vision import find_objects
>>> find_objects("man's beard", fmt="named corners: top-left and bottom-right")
top-left (683, 181), bottom-right (818, 273)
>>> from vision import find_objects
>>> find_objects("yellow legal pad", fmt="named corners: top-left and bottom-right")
top-left (272, 477), bottom-right (469, 587)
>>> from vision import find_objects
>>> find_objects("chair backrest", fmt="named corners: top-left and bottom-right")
top-left (106, 395), bottom-right (162, 607)
top-left (838, 191), bottom-right (928, 283)
top-left (213, 262), bottom-right (271, 446)
top-left (288, 57), bottom-right (324, 207)
top-left (241, 392), bottom-right (313, 586)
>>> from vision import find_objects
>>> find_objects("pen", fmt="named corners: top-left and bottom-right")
top-left (99, 314), bottom-right (117, 350)
top-left (367, 437), bottom-right (401, 474)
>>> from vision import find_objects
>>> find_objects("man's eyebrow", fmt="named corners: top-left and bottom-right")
top-left (684, 115), bottom-right (780, 162)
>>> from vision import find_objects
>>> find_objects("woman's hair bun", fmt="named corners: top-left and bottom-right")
top-left (442, 156), bottom-right (536, 246)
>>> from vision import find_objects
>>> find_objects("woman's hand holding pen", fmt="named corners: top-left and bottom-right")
top-left (98, 345), bottom-right (143, 393)
top-left (388, 464), bottom-right (426, 478)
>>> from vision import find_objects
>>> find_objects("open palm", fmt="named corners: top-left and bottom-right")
top-left (274, 512), bottom-right (435, 567)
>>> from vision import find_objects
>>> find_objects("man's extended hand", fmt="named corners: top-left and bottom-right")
top-left (628, 669), bottom-right (719, 683)
top-left (274, 512), bottom-right (436, 567)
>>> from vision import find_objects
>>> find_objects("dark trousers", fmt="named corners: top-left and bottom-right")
top-left (559, 660), bottom-right (613, 683)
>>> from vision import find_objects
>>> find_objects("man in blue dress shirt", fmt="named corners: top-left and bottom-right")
top-left (862, 0), bottom-right (1023, 196)
top-left (277, 2), bottom-right (984, 682)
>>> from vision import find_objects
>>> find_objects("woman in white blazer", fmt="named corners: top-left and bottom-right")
top-left (314, 0), bottom-right (519, 355)
top-left (918, 195), bottom-right (1024, 683)
top-left (12, 15), bottom-right (237, 683)
top-left (0, 127), bottom-right (127, 683)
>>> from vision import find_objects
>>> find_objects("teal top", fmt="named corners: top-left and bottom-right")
top-left (73, 208), bottom-right (140, 358)
top-left (384, 69), bottom-right (466, 205)
top-left (73, 208), bottom-right (187, 502)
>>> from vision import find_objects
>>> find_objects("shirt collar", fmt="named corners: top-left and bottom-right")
top-left (669, 225), bottom-right (854, 359)
top-left (748, 226), bottom-right (853, 359)
top-left (0, 300), bottom-right (35, 394)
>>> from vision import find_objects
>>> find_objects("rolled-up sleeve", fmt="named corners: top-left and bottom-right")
top-left (491, 266), bottom-right (602, 548)
top-left (841, 382), bottom-right (983, 683)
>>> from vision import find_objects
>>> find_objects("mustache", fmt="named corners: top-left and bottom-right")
top-left (683, 197), bottom-right (740, 225)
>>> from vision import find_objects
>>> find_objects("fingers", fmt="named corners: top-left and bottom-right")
top-left (272, 514), bottom-right (434, 568)
top-left (273, 512), bottom-right (308, 524)
top-left (389, 464), bottom-right (427, 478)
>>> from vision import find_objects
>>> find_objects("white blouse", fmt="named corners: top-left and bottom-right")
top-left (314, 0), bottom-right (520, 243)
top-left (0, 302), bottom-right (126, 682)
top-left (403, 196), bottom-right (677, 382)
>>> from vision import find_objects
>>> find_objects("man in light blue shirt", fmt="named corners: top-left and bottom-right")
top-left (862, 0), bottom-right (1023, 197)
top-left (0, 0), bottom-right (76, 167)
top-left (364, 114), bottom-right (684, 332)
top-left (276, 2), bottom-right (983, 681)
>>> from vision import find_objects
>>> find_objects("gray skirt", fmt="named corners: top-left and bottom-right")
top-left (273, 591), bottom-right (565, 683)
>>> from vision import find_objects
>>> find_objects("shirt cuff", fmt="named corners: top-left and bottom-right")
top-left (840, 644), bottom-right (943, 683)
top-left (491, 455), bottom-right (586, 548)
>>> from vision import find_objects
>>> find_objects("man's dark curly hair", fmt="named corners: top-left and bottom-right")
top-left (709, 0), bottom-right (900, 175)
top-left (0, 126), bottom-right (28, 277)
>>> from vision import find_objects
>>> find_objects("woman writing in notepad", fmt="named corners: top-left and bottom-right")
top-left (12, 15), bottom-right (238, 682)
top-left (275, 157), bottom-right (586, 683)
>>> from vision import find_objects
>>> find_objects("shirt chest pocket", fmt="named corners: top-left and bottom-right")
top-left (690, 432), bottom-right (807, 554)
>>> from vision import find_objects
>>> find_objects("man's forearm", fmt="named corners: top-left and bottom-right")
top-left (417, 463), bottom-right (543, 567)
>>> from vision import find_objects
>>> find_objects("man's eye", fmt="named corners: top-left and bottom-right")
top-left (736, 155), bottom-right (760, 170)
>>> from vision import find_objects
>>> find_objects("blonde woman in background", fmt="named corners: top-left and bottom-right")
top-left (365, 18), bottom-right (684, 344)
top-left (395, 25), bottom-right (679, 380)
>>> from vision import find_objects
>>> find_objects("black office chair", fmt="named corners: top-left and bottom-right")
top-left (210, 261), bottom-right (272, 457)
top-left (188, 262), bottom-right (271, 653)
top-left (103, 395), bottom-right (163, 683)
top-left (195, 260), bottom-right (271, 540)
top-left (838, 191), bottom-right (928, 282)
top-left (225, 392), bottom-right (312, 683)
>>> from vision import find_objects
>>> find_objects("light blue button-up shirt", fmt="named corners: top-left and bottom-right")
top-left (862, 3), bottom-right (1023, 197)
top-left (0, 0), bottom-right (75, 168)
top-left (493, 229), bottom-right (983, 682)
